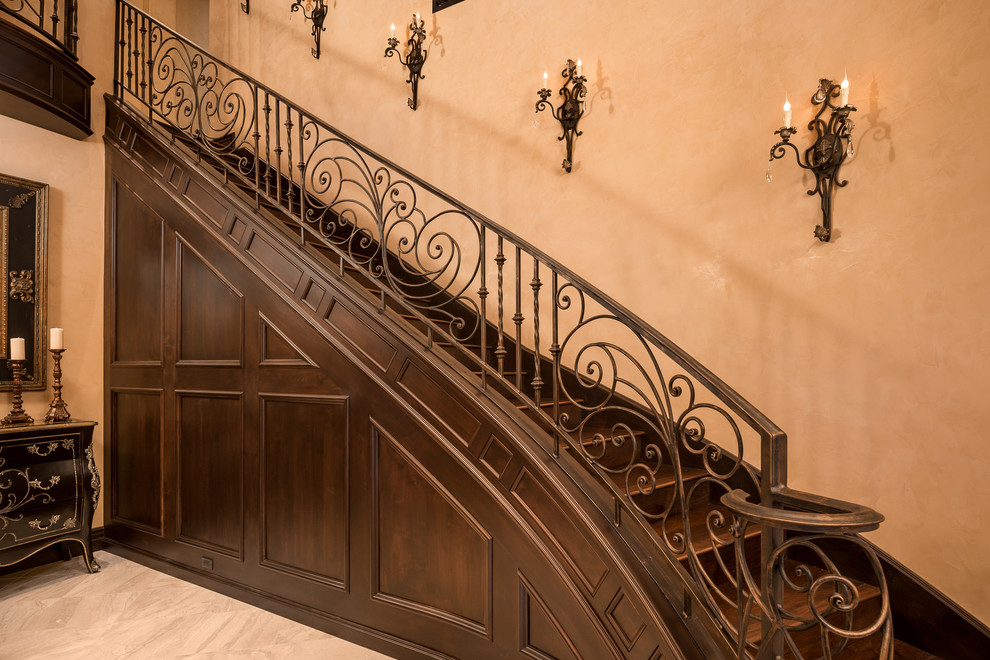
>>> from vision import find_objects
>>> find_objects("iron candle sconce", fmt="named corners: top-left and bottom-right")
top-left (290, 0), bottom-right (328, 59)
top-left (536, 59), bottom-right (587, 173)
top-left (384, 15), bottom-right (429, 111)
top-left (767, 77), bottom-right (857, 242)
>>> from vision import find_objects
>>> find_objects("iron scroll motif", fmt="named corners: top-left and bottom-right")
top-left (114, 4), bottom-right (890, 653)
top-left (536, 60), bottom-right (587, 173)
top-left (384, 15), bottom-right (429, 111)
top-left (289, 0), bottom-right (328, 59)
top-left (768, 78), bottom-right (856, 242)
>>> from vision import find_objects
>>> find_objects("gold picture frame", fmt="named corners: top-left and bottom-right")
top-left (0, 173), bottom-right (48, 391)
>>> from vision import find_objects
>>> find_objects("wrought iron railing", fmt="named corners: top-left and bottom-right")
top-left (112, 2), bottom-right (891, 656)
top-left (0, 0), bottom-right (78, 57)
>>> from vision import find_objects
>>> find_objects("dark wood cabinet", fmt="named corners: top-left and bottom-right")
top-left (0, 421), bottom-right (101, 573)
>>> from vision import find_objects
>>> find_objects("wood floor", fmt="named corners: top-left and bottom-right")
top-left (0, 551), bottom-right (393, 659)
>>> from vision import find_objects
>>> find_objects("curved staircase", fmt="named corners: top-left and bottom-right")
top-left (101, 2), bottom-right (990, 659)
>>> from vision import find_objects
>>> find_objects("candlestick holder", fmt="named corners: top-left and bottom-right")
top-left (766, 78), bottom-right (856, 242)
top-left (2, 360), bottom-right (34, 426)
top-left (535, 59), bottom-right (587, 173)
top-left (384, 15), bottom-right (429, 110)
top-left (45, 349), bottom-right (71, 423)
top-left (290, 0), bottom-right (328, 59)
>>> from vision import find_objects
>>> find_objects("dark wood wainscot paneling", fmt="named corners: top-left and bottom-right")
top-left (177, 240), bottom-right (244, 365)
top-left (176, 391), bottom-right (244, 558)
top-left (109, 388), bottom-right (163, 534)
top-left (111, 181), bottom-right (163, 365)
top-left (372, 421), bottom-right (493, 637)
top-left (104, 100), bottom-right (697, 660)
top-left (260, 395), bottom-right (348, 588)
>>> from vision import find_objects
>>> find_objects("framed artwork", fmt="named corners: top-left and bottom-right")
top-left (0, 173), bottom-right (48, 391)
top-left (433, 0), bottom-right (467, 12)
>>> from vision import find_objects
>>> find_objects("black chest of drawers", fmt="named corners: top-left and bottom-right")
top-left (0, 421), bottom-right (100, 573)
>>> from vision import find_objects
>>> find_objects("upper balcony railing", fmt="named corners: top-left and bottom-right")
top-left (0, 0), bottom-right (78, 58)
top-left (112, 2), bottom-right (891, 657)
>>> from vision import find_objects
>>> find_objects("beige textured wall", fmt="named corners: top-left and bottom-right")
top-left (0, 4), bottom-right (116, 524)
top-left (205, 0), bottom-right (990, 621)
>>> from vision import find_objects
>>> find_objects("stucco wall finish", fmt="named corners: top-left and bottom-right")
top-left (200, 0), bottom-right (990, 624)
top-left (0, 4), bottom-right (115, 526)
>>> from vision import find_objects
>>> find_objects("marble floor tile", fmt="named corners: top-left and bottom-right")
top-left (0, 551), bottom-right (393, 659)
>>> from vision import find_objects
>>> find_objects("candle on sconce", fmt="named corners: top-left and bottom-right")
top-left (10, 337), bottom-right (24, 361)
top-left (543, 69), bottom-right (548, 91)
top-left (390, 23), bottom-right (395, 38)
top-left (839, 76), bottom-right (849, 106)
top-left (415, 12), bottom-right (420, 24)
top-left (783, 97), bottom-right (792, 128)
top-left (575, 59), bottom-right (583, 77)
top-left (50, 328), bottom-right (64, 350)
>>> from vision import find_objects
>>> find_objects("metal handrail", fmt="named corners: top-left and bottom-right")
top-left (112, 2), bottom-right (890, 656)
top-left (0, 0), bottom-right (79, 58)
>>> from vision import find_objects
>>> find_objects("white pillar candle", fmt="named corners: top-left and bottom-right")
top-left (390, 24), bottom-right (395, 38)
top-left (50, 327), bottom-right (64, 350)
top-left (839, 76), bottom-right (849, 106)
top-left (575, 59), bottom-right (583, 77)
top-left (543, 69), bottom-right (548, 90)
top-left (783, 98), bottom-right (792, 128)
top-left (10, 337), bottom-right (24, 361)
top-left (414, 12), bottom-right (420, 24)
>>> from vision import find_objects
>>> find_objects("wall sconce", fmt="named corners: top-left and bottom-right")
top-left (767, 77), bottom-right (856, 242)
top-left (384, 14), bottom-right (429, 111)
top-left (241, 0), bottom-right (249, 14)
top-left (535, 59), bottom-right (587, 173)
top-left (290, 0), bottom-right (328, 59)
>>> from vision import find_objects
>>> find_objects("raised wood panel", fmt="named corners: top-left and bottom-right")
top-left (112, 181), bottom-right (163, 365)
top-left (512, 468), bottom-right (609, 597)
top-left (177, 241), bottom-right (243, 365)
top-left (519, 574), bottom-right (581, 660)
top-left (396, 360), bottom-right (481, 446)
top-left (372, 422), bottom-right (492, 636)
top-left (110, 388), bottom-right (163, 533)
top-left (182, 178), bottom-right (228, 228)
top-left (176, 391), bottom-right (244, 557)
top-left (259, 314), bottom-right (315, 367)
top-left (260, 395), bottom-right (348, 587)
top-left (245, 231), bottom-right (303, 291)
top-left (325, 299), bottom-right (397, 372)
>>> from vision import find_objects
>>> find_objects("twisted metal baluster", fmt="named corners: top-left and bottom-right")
top-left (262, 94), bottom-right (272, 200)
top-left (297, 109), bottom-right (306, 232)
top-left (478, 226), bottom-right (488, 390)
top-left (274, 100), bottom-right (282, 210)
top-left (252, 88), bottom-right (261, 208)
top-left (495, 238), bottom-right (506, 375)
top-left (124, 11), bottom-right (133, 91)
top-left (514, 247), bottom-right (523, 390)
top-left (285, 107), bottom-right (295, 221)
top-left (531, 259), bottom-right (543, 405)
top-left (113, 1), bottom-right (122, 96)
